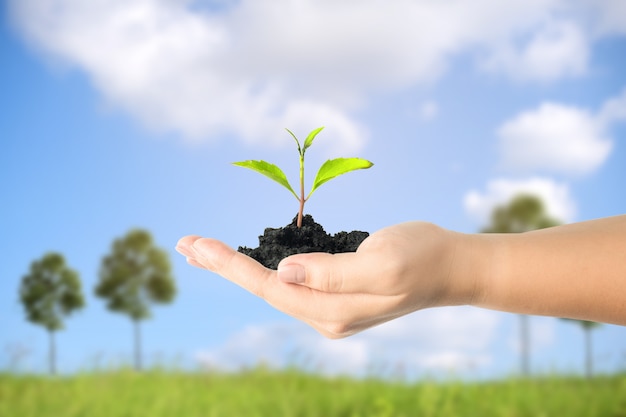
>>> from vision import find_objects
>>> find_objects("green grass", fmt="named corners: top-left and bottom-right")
top-left (1, 369), bottom-right (625, 417)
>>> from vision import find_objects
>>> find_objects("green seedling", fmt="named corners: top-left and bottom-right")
top-left (233, 126), bottom-right (374, 228)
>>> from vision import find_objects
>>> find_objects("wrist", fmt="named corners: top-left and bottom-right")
top-left (443, 230), bottom-right (496, 308)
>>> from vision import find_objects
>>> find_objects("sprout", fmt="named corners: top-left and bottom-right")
top-left (233, 127), bottom-right (374, 228)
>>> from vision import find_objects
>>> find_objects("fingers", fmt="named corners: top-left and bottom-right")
top-left (179, 234), bottom-right (382, 296)
top-left (277, 251), bottom-right (385, 294)
top-left (175, 235), bottom-right (202, 265)
top-left (176, 236), bottom-right (275, 298)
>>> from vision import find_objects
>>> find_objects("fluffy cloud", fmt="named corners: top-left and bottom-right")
top-left (497, 89), bottom-right (626, 176)
top-left (196, 306), bottom-right (500, 378)
top-left (575, 0), bottom-right (626, 36)
top-left (466, 89), bottom-right (626, 228)
top-left (497, 103), bottom-right (611, 176)
top-left (464, 177), bottom-right (576, 225)
top-left (9, 0), bottom-right (369, 151)
top-left (480, 20), bottom-right (589, 82)
top-left (597, 87), bottom-right (626, 126)
top-left (8, 0), bottom-right (623, 148)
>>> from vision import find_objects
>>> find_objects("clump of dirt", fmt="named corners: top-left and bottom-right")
top-left (238, 214), bottom-right (369, 270)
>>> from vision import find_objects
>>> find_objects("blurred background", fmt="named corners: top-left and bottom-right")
top-left (1, 0), bottom-right (625, 380)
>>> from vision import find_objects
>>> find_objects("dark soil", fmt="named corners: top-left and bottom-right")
top-left (237, 214), bottom-right (369, 269)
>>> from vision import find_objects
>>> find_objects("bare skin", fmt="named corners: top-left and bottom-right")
top-left (176, 215), bottom-right (626, 338)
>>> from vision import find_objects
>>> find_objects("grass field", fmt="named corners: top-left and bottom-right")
top-left (1, 369), bottom-right (625, 417)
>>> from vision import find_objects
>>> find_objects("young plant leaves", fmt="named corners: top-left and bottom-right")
top-left (285, 129), bottom-right (302, 155)
top-left (232, 160), bottom-right (298, 200)
top-left (303, 126), bottom-right (324, 153)
top-left (233, 127), bottom-right (374, 228)
top-left (309, 157), bottom-right (374, 198)
top-left (285, 126), bottom-right (325, 155)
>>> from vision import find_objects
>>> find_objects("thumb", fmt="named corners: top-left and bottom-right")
top-left (277, 251), bottom-right (369, 293)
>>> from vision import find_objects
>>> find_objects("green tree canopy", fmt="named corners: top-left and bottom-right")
top-left (95, 229), bottom-right (176, 370)
top-left (481, 194), bottom-right (561, 233)
top-left (19, 252), bottom-right (85, 374)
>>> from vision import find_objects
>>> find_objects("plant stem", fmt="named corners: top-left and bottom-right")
top-left (298, 152), bottom-right (305, 228)
top-left (298, 196), bottom-right (304, 228)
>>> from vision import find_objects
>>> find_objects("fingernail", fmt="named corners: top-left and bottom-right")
top-left (278, 264), bottom-right (306, 284)
top-left (175, 243), bottom-right (194, 257)
top-left (191, 239), bottom-right (219, 271)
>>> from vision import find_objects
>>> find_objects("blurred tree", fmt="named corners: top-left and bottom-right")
top-left (19, 253), bottom-right (85, 375)
top-left (95, 229), bottom-right (176, 371)
top-left (482, 194), bottom-right (561, 377)
top-left (560, 319), bottom-right (602, 378)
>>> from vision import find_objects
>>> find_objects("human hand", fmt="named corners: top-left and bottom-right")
top-left (176, 222), bottom-right (476, 338)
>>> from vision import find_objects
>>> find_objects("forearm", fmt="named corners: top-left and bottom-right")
top-left (461, 215), bottom-right (626, 325)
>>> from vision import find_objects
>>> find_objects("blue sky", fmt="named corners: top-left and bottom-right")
top-left (1, 0), bottom-right (625, 379)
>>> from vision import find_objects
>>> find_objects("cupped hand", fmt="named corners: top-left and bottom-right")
top-left (176, 222), bottom-right (467, 338)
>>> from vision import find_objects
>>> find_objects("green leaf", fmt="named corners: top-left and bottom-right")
top-left (303, 126), bottom-right (324, 152)
top-left (233, 160), bottom-right (298, 200)
top-left (285, 128), bottom-right (302, 155)
top-left (309, 157), bottom-right (373, 198)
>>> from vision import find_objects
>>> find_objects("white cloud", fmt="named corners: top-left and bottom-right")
top-left (196, 306), bottom-right (500, 378)
top-left (10, 0), bottom-right (368, 151)
top-left (8, 0), bottom-right (623, 147)
top-left (464, 177), bottom-right (576, 225)
top-left (574, 0), bottom-right (626, 36)
top-left (597, 87), bottom-right (626, 126)
top-left (480, 20), bottom-right (589, 82)
top-left (497, 100), bottom-right (615, 176)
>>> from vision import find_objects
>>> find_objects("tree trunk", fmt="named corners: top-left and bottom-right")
top-left (49, 329), bottom-right (56, 375)
top-left (520, 314), bottom-right (530, 377)
top-left (134, 319), bottom-right (142, 371)
top-left (584, 326), bottom-right (593, 379)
